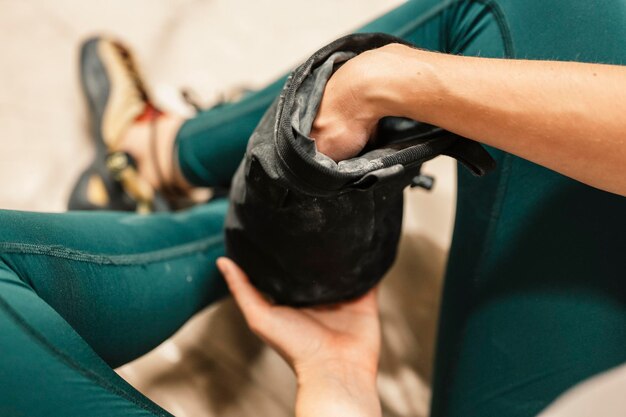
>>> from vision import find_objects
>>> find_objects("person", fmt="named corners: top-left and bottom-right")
top-left (1, 1), bottom-right (625, 416)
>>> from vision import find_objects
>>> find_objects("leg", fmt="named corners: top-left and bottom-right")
top-left (0, 200), bottom-right (228, 367)
top-left (0, 200), bottom-right (228, 415)
top-left (117, 0), bottom-right (451, 190)
top-left (173, 0), bottom-right (450, 188)
top-left (73, 3), bottom-right (451, 209)
top-left (0, 262), bottom-right (170, 416)
top-left (429, 1), bottom-right (626, 417)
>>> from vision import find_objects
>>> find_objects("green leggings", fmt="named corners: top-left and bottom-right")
top-left (2, 1), bottom-right (625, 416)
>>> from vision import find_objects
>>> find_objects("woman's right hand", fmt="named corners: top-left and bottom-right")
top-left (310, 43), bottom-right (418, 162)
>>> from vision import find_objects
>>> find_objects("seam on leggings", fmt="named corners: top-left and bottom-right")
top-left (0, 294), bottom-right (170, 417)
top-left (471, 154), bottom-right (513, 288)
top-left (394, 0), bottom-right (514, 57)
top-left (460, 0), bottom-right (515, 295)
top-left (0, 235), bottom-right (223, 266)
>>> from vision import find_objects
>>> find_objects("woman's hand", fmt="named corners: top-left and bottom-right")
top-left (310, 43), bottom-right (419, 161)
top-left (216, 257), bottom-right (382, 417)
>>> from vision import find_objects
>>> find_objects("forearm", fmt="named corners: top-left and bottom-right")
top-left (379, 46), bottom-right (626, 195)
top-left (295, 366), bottom-right (381, 417)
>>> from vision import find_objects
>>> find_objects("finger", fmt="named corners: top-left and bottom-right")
top-left (216, 257), bottom-right (271, 323)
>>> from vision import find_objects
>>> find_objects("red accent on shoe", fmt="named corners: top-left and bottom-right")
top-left (135, 103), bottom-right (164, 122)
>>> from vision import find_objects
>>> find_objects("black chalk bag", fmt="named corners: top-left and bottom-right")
top-left (225, 33), bottom-right (495, 306)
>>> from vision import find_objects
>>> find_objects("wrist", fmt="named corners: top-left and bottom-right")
top-left (295, 363), bottom-right (380, 417)
top-left (366, 44), bottom-right (446, 123)
top-left (296, 359), bottom-right (378, 389)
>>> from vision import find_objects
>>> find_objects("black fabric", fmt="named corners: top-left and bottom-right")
top-left (225, 33), bottom-right (495, 306)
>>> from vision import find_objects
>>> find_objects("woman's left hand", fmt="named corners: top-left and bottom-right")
top-left (216, 256), bottom-right (380, 378)
top-left (216, 257), bottom-right (382, 417)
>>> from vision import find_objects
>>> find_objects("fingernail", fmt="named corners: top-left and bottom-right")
top-left (216, 257), bottom-right (228, 273)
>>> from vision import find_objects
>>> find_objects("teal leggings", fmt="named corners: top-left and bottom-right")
top-left (2, 1), bottom-right (625, 416)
